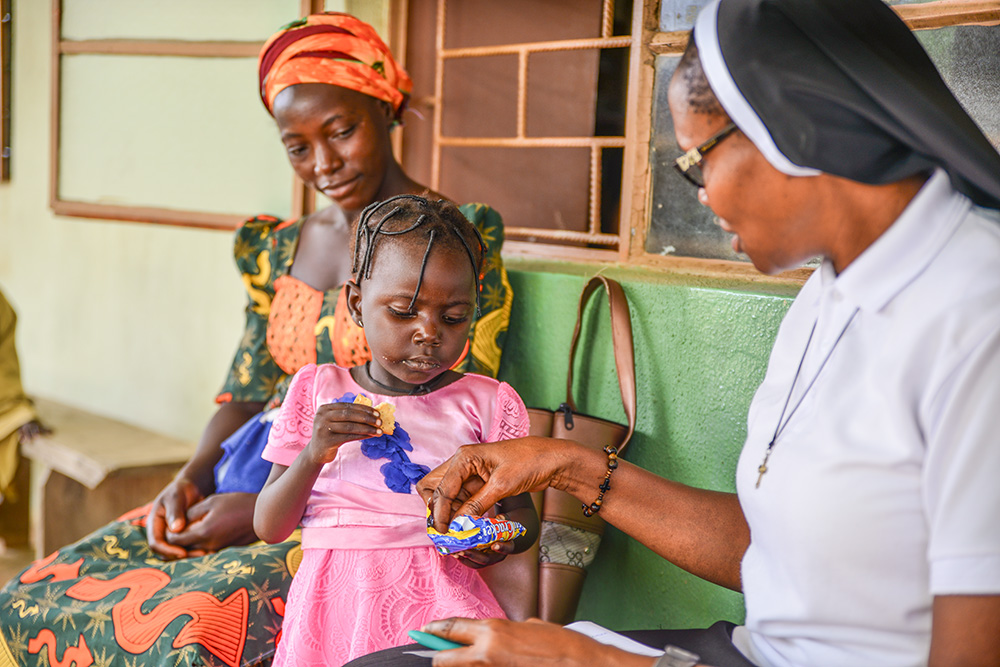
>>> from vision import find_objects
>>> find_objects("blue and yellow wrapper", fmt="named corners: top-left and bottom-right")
top-left (426, 512), bottom-right (525, 555)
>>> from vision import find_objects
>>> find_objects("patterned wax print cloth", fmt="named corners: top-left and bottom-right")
top-left (262, 363), bottom-right (530, 665)
top-left (216, 203), bottom-right (512, 410)
top-left (0, 506), bottom-right (302, 667)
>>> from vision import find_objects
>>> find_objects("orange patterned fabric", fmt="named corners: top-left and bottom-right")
top-left (267, 275), bottom-right (324, 375)
top-left (258, 13), bottom-right (412, 117)
top-left (331, 288), bottom-right (371, 368)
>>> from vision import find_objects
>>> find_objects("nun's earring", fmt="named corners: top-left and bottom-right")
top-left (356, 318), bottom-right (364, 328)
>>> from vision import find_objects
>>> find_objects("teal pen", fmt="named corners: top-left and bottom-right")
top-left (408, 629), bottom-right (464, 651)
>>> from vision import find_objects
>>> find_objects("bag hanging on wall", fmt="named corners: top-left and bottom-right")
top-left (530, 274), bottom-right (637, 624)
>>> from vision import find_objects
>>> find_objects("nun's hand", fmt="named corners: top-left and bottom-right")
top-left (417, 437), bottom-right (571, 534)
top-left (420, 618), bottom-right (659, 667)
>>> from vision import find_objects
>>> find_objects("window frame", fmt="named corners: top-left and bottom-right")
top-left (1, 0), bottom-right (10, 182)
top-left (47, 0), bottom-right (407, 230)
top-left (441, 0), bottom-right (999, 285)
top-left (46, 0), bottom-right (999, 273)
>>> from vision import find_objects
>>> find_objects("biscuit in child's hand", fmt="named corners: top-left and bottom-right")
top-left (353, 394), bottom-right (395, 435)
top-left (375, 402), bottom-right (396, 435)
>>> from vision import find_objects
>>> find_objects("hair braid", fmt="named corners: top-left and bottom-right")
top-left (352, 195), bottom-right (487, 314)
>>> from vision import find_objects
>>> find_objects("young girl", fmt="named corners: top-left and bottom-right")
top-left (253, 195), bottom-right (538, 665)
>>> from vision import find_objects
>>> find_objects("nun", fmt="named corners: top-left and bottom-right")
top-left (347, 1), bottom-right (1000, 665)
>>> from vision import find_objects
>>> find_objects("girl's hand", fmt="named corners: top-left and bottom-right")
top-left (452, 538), bottom-right (515, 569)
top-left (306, 402), bottom-right (382, 466)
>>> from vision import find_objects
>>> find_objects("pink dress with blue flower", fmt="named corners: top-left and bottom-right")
top-left (262, 364), bottom-right (530, 666)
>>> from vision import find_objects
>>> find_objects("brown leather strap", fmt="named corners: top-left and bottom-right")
top-left (565, 276), bottom-right (636, 452)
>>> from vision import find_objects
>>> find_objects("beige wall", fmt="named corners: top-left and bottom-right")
top-left (0, 0), bottom-right (257, 442)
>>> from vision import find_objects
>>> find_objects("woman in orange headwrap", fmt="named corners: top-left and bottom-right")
top-left (147, 12), bottom-right (512, 562)
top-left (0, 14), bottom-right (513, 667)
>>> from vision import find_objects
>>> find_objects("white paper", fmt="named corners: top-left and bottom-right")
top-left (566, 620), bottom-right (666, 657)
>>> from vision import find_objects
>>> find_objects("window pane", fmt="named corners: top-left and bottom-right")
top-left (659, 1), bottom-right (713, 32)
top-left (59, 55), bottom-right (293, 217)
top-left (326, 1), bottom-right (390, 39)
top-left (527, 50), bottom-right (601, 137)
top-left (645, 55), bottom-right (744, 261)
top-left (444, 0), bottom-right (611, 49)
top-left (440, 147), bottom-right (592, 236)
top-left (61, 0), bottom-right (300, 41)
top-left (442, 55), bottom-right (518, 137)
top-left (644, 24), bottom-right (1000, 260)
top-left (403, 0), bottom-right (630, 246)
top-left (916, 25), bottom-right (1000, 149)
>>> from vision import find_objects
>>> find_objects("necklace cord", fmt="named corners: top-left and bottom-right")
top-left (757, 307), bottom-right (860, 487)
top-left (364, 361), bottom-right (444, 396)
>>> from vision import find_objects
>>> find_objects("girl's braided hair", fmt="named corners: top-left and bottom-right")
top-left (352, 194), bottom-right (486, 314)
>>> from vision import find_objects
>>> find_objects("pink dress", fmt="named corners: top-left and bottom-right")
top-left (262, 364), bottom-right (530, 666)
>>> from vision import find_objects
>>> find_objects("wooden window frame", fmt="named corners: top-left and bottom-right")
top-left (454, 0), bottom-right (999, 283)
top-left (1, 0), bottom-right (10, 182)
top-left (48, 0), bottom-right (407, 230)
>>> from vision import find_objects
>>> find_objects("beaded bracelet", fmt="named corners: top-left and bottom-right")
top-left (582, 445), bottom-right (618, 517)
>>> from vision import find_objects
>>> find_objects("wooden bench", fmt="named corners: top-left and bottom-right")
top-left (20, 398), bottom-right (196, 558)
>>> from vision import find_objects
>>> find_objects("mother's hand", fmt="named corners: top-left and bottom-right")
top-left (147, 477), bottom-right (257, 559)
top-left (421, 618), bottom-right (657, 667)
top-left (417, 436), bottom-right (575, 533)
top-left (164, 492), bottom-right (259, 556)
top-left (147, 476), bottom-right (205, 559)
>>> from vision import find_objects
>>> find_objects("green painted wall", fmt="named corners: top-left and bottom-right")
top-left (499, 261), bottom-right (796, 630)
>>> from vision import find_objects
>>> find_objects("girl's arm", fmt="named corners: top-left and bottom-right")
top-left (254, 461), bottom-right (319, 543)
top-left (254, 401), bottom-right (383, 544)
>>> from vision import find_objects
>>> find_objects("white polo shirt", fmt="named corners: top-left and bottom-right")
top-left (731, 171), bottom-right (1000, 667)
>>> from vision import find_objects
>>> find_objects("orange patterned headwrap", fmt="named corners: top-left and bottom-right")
top-left (258, 13), bottom-right (413, 119)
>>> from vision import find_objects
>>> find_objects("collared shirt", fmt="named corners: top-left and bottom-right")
top-left (732, 171), bottom-right (1000, 667)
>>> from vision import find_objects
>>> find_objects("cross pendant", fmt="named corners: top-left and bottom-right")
top-left (755, 445), bottom-right (773, 489)
top-left (756, 463), bottom-right (767, 488)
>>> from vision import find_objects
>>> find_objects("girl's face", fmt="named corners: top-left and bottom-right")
top-left (346, 240), bottom-right (476, 393)
top-left (272, 83), bottom-right (395, 213)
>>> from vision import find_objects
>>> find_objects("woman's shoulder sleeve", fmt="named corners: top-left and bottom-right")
top-left (485, 381), bottom-right (530, 443)
top-left (458, 204), bottom-right (512, 379)
top-left (233, 215), bottom-right (283, 275)
top-left (216, 215), bottom-right (288, 405)
top-left (458, 203), bottom-right (505, 251)
top-left (262, 363), bottom-right (318, 465)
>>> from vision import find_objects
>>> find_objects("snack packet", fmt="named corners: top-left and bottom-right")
top-left (426, 511), bottom-right (526, 555)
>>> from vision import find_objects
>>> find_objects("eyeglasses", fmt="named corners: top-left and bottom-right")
top-left (673, 122), bottom-right (738, 188)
